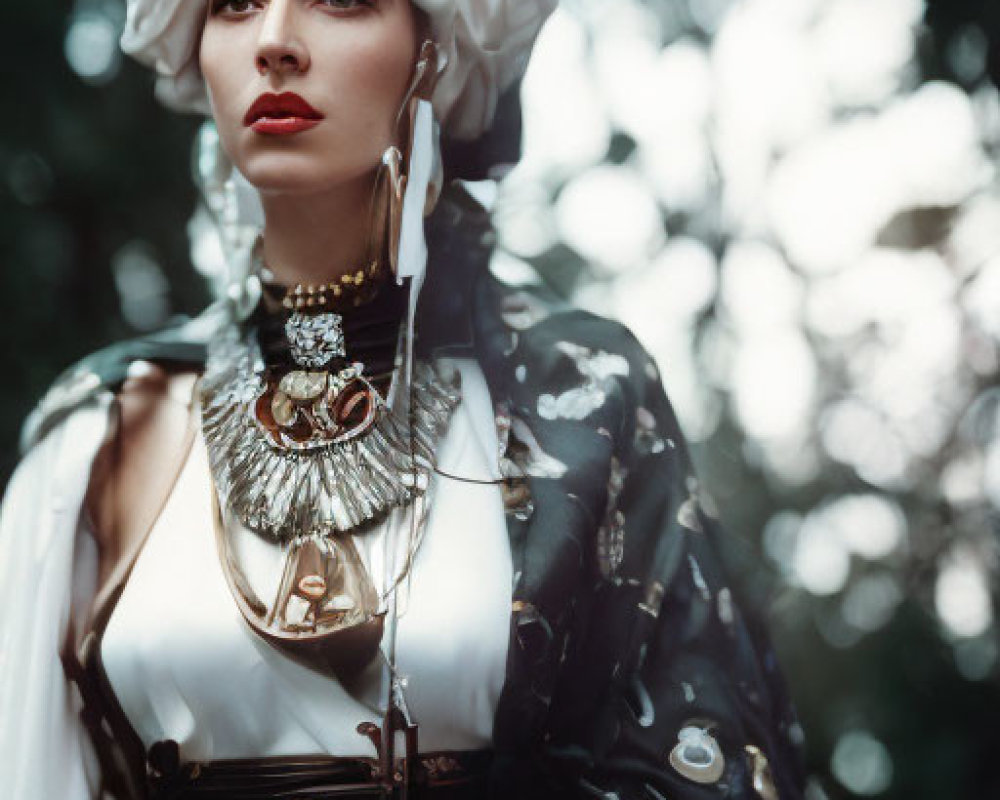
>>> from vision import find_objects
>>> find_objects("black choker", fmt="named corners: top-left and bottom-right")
top-left (253, 278), bottom-right (408, 382)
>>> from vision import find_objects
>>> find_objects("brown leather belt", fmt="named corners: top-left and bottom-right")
top-left (147, 743), bottom-right (493, 800)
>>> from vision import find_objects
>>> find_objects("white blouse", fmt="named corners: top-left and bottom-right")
top-left (98, 356), bottom-right (513, 762)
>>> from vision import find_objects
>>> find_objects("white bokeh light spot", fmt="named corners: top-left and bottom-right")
top-left (556, 165), bottom-right (664, 273)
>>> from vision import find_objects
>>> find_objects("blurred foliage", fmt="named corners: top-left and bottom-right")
top-left (0, 0), bottom-right (206, 481)
top-left (1, 1), bottom-right (998, 800)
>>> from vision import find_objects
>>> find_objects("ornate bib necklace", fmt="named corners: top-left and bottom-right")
top-left (200, 277), bottom-right (461, 677)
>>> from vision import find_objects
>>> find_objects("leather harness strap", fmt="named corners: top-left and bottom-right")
top-left (146, 748), bottom-right (494, 799)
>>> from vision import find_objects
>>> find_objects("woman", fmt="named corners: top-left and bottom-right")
top-left (0, 1), bottom-right (806, 798)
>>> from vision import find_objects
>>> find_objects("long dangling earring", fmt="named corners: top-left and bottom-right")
top-left (366, 147), bottom-right (403, 281)
top-left (367, 40), bottom-right (443, 279)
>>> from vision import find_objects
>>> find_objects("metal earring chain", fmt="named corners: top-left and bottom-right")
top-left (431, 465), bottom-right (505, 486)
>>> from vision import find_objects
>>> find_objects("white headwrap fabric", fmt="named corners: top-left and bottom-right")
top-left (120, 0), bottom-right (213, 115)
top-left (120, 0), bottom-right (557, 141)
top-left (413, 0), bottom-right (557, 139)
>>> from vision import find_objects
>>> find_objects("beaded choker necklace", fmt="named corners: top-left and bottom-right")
top-left (261, 261), bottom-right (384, 314)
top-left (266, 265), bottom-right (382, 312)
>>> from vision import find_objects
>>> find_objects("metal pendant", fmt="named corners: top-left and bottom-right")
top-left (256, 364), bottom-right (382, 451)
top-left (212, 489), bottom-right (386, 679)
top-left (668, 725), bottom-right (725, 785)
top-left (285, 311), bottom-right (345, 369)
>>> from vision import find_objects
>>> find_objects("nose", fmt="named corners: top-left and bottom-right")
top-left (255, 0), bottom-right (309, 76)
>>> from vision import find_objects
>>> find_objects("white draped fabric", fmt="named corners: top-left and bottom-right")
top-left (0, 395), bottom-right (112, 800)
top-left (0, 357), bottom-right (511, 797)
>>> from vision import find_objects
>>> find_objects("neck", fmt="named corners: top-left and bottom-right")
top-left (259, 171), bottom-right (376, 287)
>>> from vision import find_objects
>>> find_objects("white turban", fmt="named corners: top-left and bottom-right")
top-left (120, 0), bottom-right (557, 141)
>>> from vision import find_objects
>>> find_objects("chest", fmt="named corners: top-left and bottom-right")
top-left (99, 358), bottom-right (513, 760)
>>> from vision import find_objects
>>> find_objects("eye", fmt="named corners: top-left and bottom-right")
top-left (317, 0), bottom-right (376, 11)
top-left (210, 0), bottom-right (262, 15)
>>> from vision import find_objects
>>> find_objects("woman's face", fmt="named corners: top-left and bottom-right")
top-left (200, 0), bottom-right (419, 195)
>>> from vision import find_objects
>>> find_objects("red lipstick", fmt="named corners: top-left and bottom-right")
top-left (244, 92), bottom-right (324, 136)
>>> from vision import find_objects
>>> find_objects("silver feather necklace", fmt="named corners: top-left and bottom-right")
top-left (199, 283), bottom-right (461, 678)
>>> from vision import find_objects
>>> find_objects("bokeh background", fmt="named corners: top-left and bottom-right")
top-left (2, 0), bottom-right (998, 798)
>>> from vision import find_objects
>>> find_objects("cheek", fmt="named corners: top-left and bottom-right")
top-left (200, 31), bottom-right (251, 129)
top-left (198, 31), bottom-right (225, 102)
top-left (314, 35), bottom-right (416, 140)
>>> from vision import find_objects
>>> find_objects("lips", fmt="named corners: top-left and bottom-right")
top-left (244, 92), bottom-right (324, 135)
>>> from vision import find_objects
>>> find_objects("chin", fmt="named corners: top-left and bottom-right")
top-left (237, 139), bottom-right (379, 196)
top-left (238, 154), bottom-right (350, 195)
